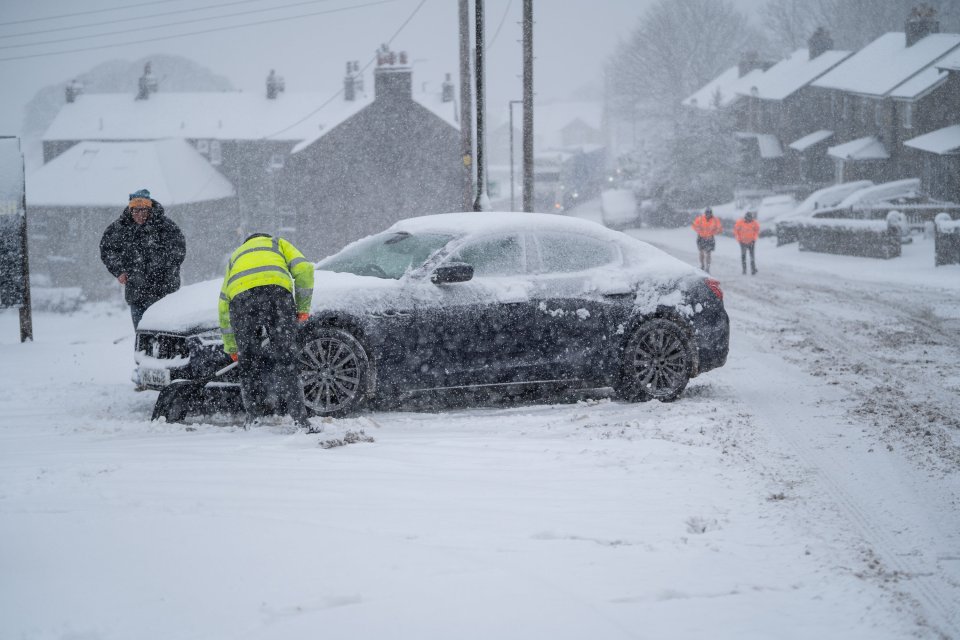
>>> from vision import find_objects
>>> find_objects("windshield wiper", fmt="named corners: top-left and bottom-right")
top-left (384, 231), bottom-right (411, 245)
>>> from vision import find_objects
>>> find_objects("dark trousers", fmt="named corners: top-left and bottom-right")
top-left (130, 299), bottom-right (156, 330)
top-left (230, 285), bottom-right (308, 424)
top-left (740, 242), bottom-right (757, 274)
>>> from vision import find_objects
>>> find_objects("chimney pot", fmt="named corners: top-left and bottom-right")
top-left (65, 79), bottom-right (83, 103)
top-left (136, 62), bottom-right (158, 100)
top-left (906, 4), bottom-right (939, 46)
top-left (807, 27), bottom-right (833, 59)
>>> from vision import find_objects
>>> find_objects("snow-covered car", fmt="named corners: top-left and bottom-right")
top-left (136, 212), bottom-right (729, 418)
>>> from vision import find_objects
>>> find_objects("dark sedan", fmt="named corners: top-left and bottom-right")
top-left (137, 212), bottom-right (728, 419)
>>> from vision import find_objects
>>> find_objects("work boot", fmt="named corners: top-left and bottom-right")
top-left (243, 414), bottom-right (262, 430)
top-left (752, 267), bottom-right (758, 275)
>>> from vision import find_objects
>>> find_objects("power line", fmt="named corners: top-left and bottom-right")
top-left (0, 0), bottom-right (394, 62)
top-left (1, 0), bottom-right (273, 41)
top-left (263, 0), bottom-right (428, 139)
top-left (0, 0), bottom-right (183, 28)
top-left (0, 0), bottom-right (349, 51)
top-left (488, 0), bottom-right (513, 49)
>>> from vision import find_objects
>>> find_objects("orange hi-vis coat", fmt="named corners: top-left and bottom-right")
top-left (734, 218), bottom-right (760, 244)
top-left (692, 215), bottom-right (723, 238)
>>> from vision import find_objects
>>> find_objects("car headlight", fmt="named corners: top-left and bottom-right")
top-left (193, 329), bottom-right (224, 346)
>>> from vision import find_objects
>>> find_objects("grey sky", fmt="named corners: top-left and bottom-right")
top-left (0, 0), bottom-right (766, 136)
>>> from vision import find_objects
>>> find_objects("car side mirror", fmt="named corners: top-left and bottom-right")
top-left (431, 262), bottom-right (474, 284)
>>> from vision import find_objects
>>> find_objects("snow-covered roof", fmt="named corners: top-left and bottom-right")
top-left (889, 65), bottom-right (948, 99)
top-left (682, 66), bottom-right (765, 110)
top-left (290, 88), bottom-right (459, 154)
top-left (42, 91), bottom-right (374, 143)
top-left (812, 32), bottom-right (960, 97)
top-left (827, 136), bottom-right (889, 161)
top-left (936, 47), bottom-right (960, 71)
top-left (739, 49), bottom-right (851, 101)
top-left (26, 139), bottom-right (235, 207)
top-left (736, 132), bottom-right (783, 158)
top-left (903, 124), bottom-right (960, 155)
top-left (789, 129), bottom-right (834, 152)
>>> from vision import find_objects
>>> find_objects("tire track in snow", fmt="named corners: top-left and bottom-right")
top-left (717, 269), bottom-right (960, 638)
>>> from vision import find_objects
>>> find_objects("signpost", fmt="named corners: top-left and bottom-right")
top-left (0, 137), bottom-right (32, 342)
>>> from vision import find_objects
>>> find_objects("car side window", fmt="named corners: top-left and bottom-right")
top-left (534, 232), bottom-right (620, 273)
top-left (449, 234), bottom-right (525, 277)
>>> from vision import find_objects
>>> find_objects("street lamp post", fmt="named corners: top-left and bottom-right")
top-left (508, 99), bottom-right (522, 212)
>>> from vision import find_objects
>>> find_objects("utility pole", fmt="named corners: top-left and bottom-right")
top-left (458, 0), bottom-right (474, 211)
top-left (18, 147), bottom-right (32, 343)
top-left (473, 0), bottom-right (490, 211)
top-left (508, 99), bottom-right (522, 211)
top-left (522, 0), bottom-right (534, 213)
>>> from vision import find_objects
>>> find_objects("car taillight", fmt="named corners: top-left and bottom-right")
top-left (706, 278), bottom-right (723, 300)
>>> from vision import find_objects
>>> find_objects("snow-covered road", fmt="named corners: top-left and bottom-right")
top-left (1, 213), bottom-right (959, 639)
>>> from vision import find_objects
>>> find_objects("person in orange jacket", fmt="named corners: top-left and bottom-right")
top-left (692, 207), bottom-right (723, 273)
top-left (734, 211), bottom-right (760, 275)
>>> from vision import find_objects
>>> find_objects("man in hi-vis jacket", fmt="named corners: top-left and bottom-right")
top-left (219, 233), bottom-right (314, 428)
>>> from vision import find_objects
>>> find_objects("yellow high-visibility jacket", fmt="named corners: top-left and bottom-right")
top-left (218, 235), bottom-right (314, 354)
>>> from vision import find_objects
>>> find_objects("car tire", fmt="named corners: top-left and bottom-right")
top-left (298, 326), bottom-right (372, 417)
top-left (616, 318), bottom-right (691, 403)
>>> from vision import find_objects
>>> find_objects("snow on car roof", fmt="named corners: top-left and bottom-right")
top-left (389, 211), bottom-right (696, 274)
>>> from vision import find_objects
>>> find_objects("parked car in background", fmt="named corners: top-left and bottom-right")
top-left (600, 188), bottom-right (639, 230)
top-left (137, 212), bottom-right (729, 419)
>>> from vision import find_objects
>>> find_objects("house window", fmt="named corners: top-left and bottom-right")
top-left (268, 153), bottom-right (285, 170)
top-left (196, 139), bottom-right (209, 155)
top-left (874, 102), bottom-right (884, 127)
top-left (209, 140), bottom-right (222, 165)
top-left (902, 103), bottom-right (913, 129)
top-left (842, 95), bottom-right (851, 121)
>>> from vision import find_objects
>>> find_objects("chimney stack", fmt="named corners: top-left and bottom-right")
top-left (65, 79), bottom-right (83, 103)
top-left (344, 61), bottom-right (362, 101)
top-left (135, 62), bottom-right (158, 100)
top-left (266, 69), bottom-right (285, 99)
top-left (808, 27), bottom-right (833, 59)
top-left (374, 44), bottom-right (412, 101)
top-left (738, 51), bottom-right (761, 77)
top-left (906, 4), bottom-right (939, 47)
top-left (441, 73), bottom-right (455, 103)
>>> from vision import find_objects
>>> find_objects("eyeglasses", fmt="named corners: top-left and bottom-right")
top-left (130, 208), bottom-right (151, 214)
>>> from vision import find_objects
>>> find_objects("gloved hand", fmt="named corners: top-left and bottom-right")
top-left (297, 312), bottom-right (309, 323)
top-left (229, 352), bottom-right (239, 362)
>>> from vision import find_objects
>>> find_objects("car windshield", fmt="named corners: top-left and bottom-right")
top-left (317, 231), bottom-right (454, 279)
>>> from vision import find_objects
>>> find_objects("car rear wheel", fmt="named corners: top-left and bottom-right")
top-left (617, 318), bottom-right (691, 403)
top-left (298, 327), bottom-right (371, 416)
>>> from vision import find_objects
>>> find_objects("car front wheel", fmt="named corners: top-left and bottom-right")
top-left (617, 318), bottom-right (691, 403)
top-left (298, 327), bottom-right (371, 416)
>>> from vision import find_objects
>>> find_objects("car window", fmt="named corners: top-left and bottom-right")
top-left (317, 231), bottom-right (453, 279)
top-left (533, 232), bottom-right (620, 273)
top-left (448, 234), bottom-right (525, 277)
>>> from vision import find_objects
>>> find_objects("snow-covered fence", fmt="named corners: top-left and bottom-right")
top-left (794, 214), bottom-right (902, 259)
top-left (934, 213), bottom-right (960, 267)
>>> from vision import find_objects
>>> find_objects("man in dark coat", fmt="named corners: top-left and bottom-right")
top-left (100, 189), bottom-right (186, 329)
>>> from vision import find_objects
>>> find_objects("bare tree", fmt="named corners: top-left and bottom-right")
top-left (608, 0), bottom-right (766, 111)
top-left (760, 0), bottom-right (833, 51)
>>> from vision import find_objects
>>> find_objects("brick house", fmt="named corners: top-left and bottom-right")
top-left (810, 12), bottom-right (960, 184)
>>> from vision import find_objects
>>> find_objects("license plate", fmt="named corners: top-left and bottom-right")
top-left (141, 368), bottom-right (171, 387)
